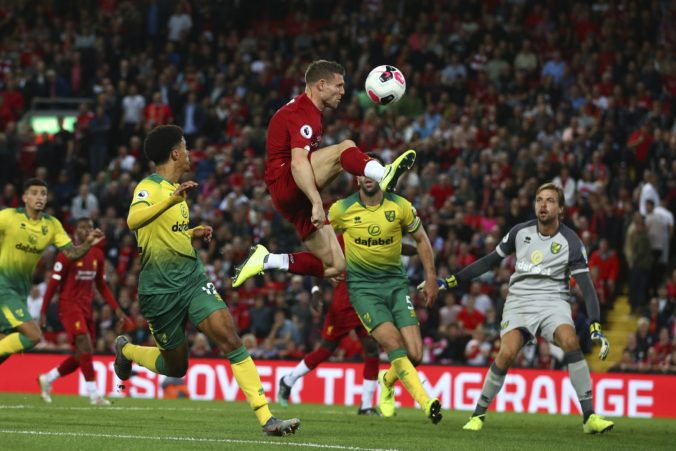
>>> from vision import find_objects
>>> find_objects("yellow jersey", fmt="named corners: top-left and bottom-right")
top-left (0, 208), bottom-right (71, 298)
top-left (130, 174), bottom-right (201, 294)
top-left (328, 192), bottom-right (421, 285)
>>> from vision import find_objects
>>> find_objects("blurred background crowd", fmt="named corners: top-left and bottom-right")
top-left (0, 0), bottom-right (674, 374)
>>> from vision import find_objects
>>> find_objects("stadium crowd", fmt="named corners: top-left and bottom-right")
top-left (0, 0), bottom-right (674, 374)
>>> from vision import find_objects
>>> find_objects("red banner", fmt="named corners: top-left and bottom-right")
top-left (1, 353), bottom-right (675, 418)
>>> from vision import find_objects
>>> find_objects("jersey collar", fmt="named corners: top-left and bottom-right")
top-left (358, 192), bottom-right (385, 209)
top-left (16, 207), bottom-right (44, 221)
top-left (150, 172), bottom-right (176, 186)
top-left (299, 92), bottom-right (322, 114)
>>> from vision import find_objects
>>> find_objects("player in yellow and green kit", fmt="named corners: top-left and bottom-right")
top-left (328, 154), bottom-right (442, 424)
top-left (0, 178), bottom-right (105, 364)
top-left (113, 125), bottom-right (299, 436)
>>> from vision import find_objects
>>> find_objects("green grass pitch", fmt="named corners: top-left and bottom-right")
top-left (0, 393), bottom-right (673, 450)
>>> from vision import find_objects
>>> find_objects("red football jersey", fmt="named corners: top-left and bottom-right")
top-left (264, 92), bottom-right (323, 184)
top-left (42, 246), bottom-right (119, 318)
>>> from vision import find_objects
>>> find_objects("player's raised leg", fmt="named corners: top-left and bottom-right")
top-left (199, 308), bottom-right (300, 436)
top-left (234, 223), bottom-right (344, 287)
top-left (463, 328), bottom-right (524, 431)
top-left (554, 325), bottom-right (613, 434)
top-left (310, 140), bottom-right (415, 193)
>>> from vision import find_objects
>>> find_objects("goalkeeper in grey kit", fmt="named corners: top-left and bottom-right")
top-left (421, 182), bottom-right (614, 434)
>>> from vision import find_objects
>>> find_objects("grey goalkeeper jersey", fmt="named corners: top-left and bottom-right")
top-left (497, 220), bottom-right (589, 302)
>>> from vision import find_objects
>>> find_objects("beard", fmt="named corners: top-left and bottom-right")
top-left (361, 184), bottom-right (380, 197)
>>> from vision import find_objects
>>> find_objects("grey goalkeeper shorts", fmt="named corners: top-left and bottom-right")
top-left (499, 297), bottom-right (574, 344)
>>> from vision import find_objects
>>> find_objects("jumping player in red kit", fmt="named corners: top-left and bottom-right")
top-left (232, 60), bottom-right (416, 287)
top-left (38, 217), bottom-right (128, 405)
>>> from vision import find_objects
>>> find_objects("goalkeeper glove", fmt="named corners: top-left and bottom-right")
top-left (417, 275), bottom-right (458, 291)
top-left (589, 322), bottom-right (610, 360)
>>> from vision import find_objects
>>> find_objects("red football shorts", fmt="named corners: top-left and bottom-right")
top-left (266, 163), bottom-right (317, 241)
top-left (322, 284), bottom-right (368, 341)
top-left (59, 309), bottom-right (95, 344)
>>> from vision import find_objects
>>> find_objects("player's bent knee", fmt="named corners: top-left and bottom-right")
top-left (559, 335), bottom-right (580, 353)
top-left (333, 257), bottom-right (346, 274)
top-left (339, 139), bottom-right (357, 152)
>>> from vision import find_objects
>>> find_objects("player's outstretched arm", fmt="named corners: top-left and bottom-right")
top-left (127, 181), bottom-right (197, 230)
top-left (417, 250), bottom-right (503, 291)
top-left (62, 228), bottom-right (105, 261)
top-left (290, 147), bottom-right (324, 228)
top-left (410, 225), bottom-right (438, 306)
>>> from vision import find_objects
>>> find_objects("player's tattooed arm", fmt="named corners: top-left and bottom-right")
top-left (62, 228), bottom-right (105, 260)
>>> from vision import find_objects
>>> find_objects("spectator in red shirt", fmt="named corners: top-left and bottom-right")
top-left (429, 174), bottom-right (453, 209)
top-left (457, 297), bottom-right (485, 335)
top-left (588, 238), bottom-right (619, 302)
top-left (627, 122), bottom-right (654, 175)
top-left (144, 92), bottom-right (173, 128)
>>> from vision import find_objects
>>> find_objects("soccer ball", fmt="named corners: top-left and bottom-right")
top-left (365, 65), bottom-right (406, 105)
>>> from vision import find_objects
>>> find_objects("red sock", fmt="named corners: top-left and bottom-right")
top-left (79, 353), bottom-right (95, 381)
top-left (57, 356), bottom-right (80, 377)
top-left (363, 356), bottom-right (380, 381)
top-left (339, 146), bottom-right (371, 176)
top-left (304, 346), bottom-right (334, 370)
top-left (288, 252), bottom-right (325, 277)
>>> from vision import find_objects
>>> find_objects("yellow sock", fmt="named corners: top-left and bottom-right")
top-left (122, 343), bottom-right (160, 373)
top-left (0, 332), bottom-right (33, 356)
top-left (392, 356), bottom-right (429, 408)
top-left (231, 355), bottom-right (272, 425)
top-left (384, 366), bottom-right (398, 387)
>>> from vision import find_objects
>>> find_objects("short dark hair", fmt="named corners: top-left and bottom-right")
top-left (23, 178), bottom-right (48, 192)
top-left (305, 60), bottom-right (345, 85)
top-left (144, 125), bottom-right (184, 165)
top-left (535, 182), bottom-right (565, 207)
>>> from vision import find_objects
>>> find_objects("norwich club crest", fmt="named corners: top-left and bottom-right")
top-left (41, 225), bottom-right (48, 235)
top-left (385, 210), bottom-right (395, 222)
top-left (551, 242), bottom-right (562, 254)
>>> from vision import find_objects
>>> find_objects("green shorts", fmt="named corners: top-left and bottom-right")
top-left (0, 290), bottom-right (33, 334)
top-left (138, 273), bottom-right (226, 350)
top-left (347, 279), bottom-right (418, 333)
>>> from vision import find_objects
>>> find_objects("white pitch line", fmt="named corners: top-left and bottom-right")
top-left (0, 404), bottom-right (224, 412)
top-left (0, 430), bottom-right (394, 451)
